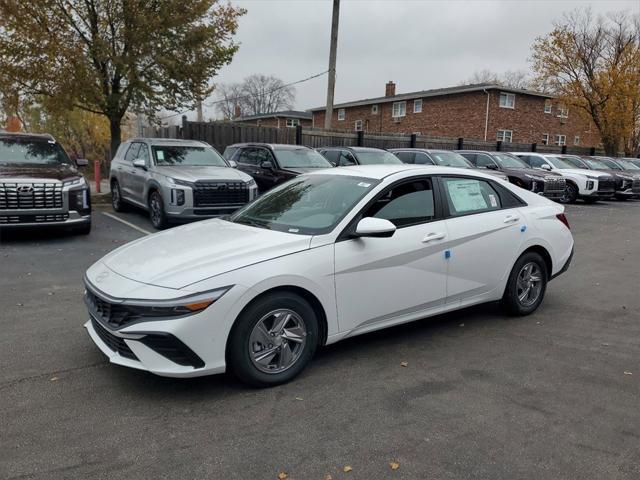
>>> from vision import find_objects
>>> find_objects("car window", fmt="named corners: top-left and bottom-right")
top-left (273, 148), bottom-right (332, 168)
top-left (223, 146), bottom-right (238, 160)
top-left (136, 143), bottom-right (150, 163)
top-left (442, 177), bottom-right (502, 216)
top-left (339, 151), bottom-right (357, 166)
top-left (321, 150), bottom-right (340, 164)
top-left (354, 150), bottom-right (403, 165)
top-left (255, 148), bottom-right (274, 166)
top-left (0, 137), bottom-right (71, 166)
top-left (394, 151), bottom-right (415, 164)
top-left (493, 153), bottom-right (529, 169)
top-left (415, 152), bottom-right (434, 165)
top-left (475, 154), bottom-right (497, 168)
top-left (528, 156), bottom-right (547, 168)
top-left (124, 143), bottom-right (140, 163)
top-left (458, 153), bottom-right (476, 164)
top-left (237, 147), bottom-right (258, 166)
top-left (151, 145), bottom-right (227, 166)
top-left (364, 179), bottom-right (435, 228)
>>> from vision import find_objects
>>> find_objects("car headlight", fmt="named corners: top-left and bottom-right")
top-left (246, 179), bottom-right (257, 189)
top-left (166, 177), bottom-right (193, 187)
top-left (524, 174), bottom-right (542, 180)
top-left (63, 176), bottom-right (87, 188)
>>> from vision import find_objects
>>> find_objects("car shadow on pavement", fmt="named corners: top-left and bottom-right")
top-left (0, 227), bottom-right (88, 244)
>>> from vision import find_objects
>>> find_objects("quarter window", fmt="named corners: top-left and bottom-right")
top-left (544, 100), bottom-right (552, 114)
top-left (499, 92), bottom-right (515, 109)
top-left (337, 109), bottom-right (345, 121)
top-left (414, 99), bottom-right (422, 113)
top-left (442, 177), bottom-right (502, 216)
top-left (497, 129), bottom-right (513, 142)
top-left (392, 101), bottom-right (406, 118)
top-left (365, 179), bottom-right (435, 228)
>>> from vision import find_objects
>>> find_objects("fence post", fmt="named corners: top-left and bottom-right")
top-left (589, 147), bottom-right (596, 156)
top-left (410, 133), bottom-right (417, 148)
top-left (181, 115), bottom-right (188, 139)
top-left (531, 142), bottom-right (537, 152)
top-left (295, 124), bottom-right (303, 145)
top-left (561, 145), bottom-right (567, 154)
top-left (496, 140), bottom-right (502, 152)
top-left (357, 130), bottom-right (364, 147)
top-left (457, 137), bottom-right (464, 150)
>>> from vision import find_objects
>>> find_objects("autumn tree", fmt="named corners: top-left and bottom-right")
top-left (0, 0), bottom-right (245, 157)
top-left (216, 74), bottom-right (295, 119)
top-left (531, 9), bottom-right (640, 155)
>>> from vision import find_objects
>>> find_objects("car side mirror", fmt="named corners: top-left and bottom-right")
top-left (132, 158), bottom-right (147, 170)
top-left (260, 160), bottom-right (274, 170)
top-left (485, 164), bottom-right (498, 170)
top-left (227, 159), bottom-right (238, 168)
top-left (76, 158), bottom-right (88, 167)
top-left (355, 217), bottom-right (396, 238)
top-left (541, 164), bottom-right (552, 171)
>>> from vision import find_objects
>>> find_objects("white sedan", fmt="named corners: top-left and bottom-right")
top-left (84, 165), bottom-right (574, 386)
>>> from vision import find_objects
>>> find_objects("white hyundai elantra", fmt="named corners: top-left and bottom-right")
top-left (84, 165), bottom-right (574, 386)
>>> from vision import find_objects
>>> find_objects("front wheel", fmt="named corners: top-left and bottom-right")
top-left (227, 292), bottom-right (319, 387)
top-left (559, 183), bottom-right (578, 204)
top-left (502, 252), bottom-right (548, 316)
top-left (111, 180), bottom-right (126, 212)
top-left (149, 190), bottom-right (168, 229)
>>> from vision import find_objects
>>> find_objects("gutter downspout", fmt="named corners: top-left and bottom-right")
top-left (483, 89), bottom-right (490, 141)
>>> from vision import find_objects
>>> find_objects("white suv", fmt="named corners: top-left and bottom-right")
top-left (110, 138), bottom-right (258, 229)
top-left (511, 152), bottom-right (615, 203)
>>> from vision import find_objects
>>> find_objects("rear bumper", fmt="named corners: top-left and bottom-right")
top-left (551, 248), bottom-right (573, 280)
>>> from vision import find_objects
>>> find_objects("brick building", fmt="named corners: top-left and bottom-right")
top-left (235, 110), bottom-right (312, 129)
top-left (310, 82), bottom-right (600, 148)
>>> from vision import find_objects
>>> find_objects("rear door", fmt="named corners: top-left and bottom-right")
top-left (439, 175), bottom-right (525, 304)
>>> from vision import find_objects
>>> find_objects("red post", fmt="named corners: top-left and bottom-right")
top-left (94, 160), bottom-right (101, 193)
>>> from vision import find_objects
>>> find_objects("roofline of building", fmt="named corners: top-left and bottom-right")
top-left (236, 111), bottom-right (312, 121)
top-left (309, 83), bottom-right (554, 112)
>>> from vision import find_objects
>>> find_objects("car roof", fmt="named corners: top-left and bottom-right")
top-left (320, 146), bottom-right (387, 152)
top-left (390, 148), bottom-right (453, 154)
top-left (128, 137), bottom-right (209, 147)
top-left (227, 143), bottom-right (312, 150)
top-left (0, 131), bottom-right (56, 142)
top-left (304, 164), bottom-right (499, 181)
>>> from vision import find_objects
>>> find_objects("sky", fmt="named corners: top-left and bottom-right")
top-left (198, 0), bottom-right (640, 120)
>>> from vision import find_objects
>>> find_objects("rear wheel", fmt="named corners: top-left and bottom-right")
top-left (149, 190), bottom-right (168, 229)
top-left (227, 292), bottom-right (318, 387)
top-left (559, 183), bottom-right (578, 204)
top-left (502, 252), bottom-right (548, 316)
top-left (111, 180), bottom-right (126, 212)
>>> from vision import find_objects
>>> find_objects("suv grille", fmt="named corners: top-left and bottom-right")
top-left (632, 178), bottom-right (640, 194)
top-left (543, 177), bottom-right (565, 196)
top-left (91, 317), bottom-right (138, 360)
top-left (193, 181), bottom-right (249, 207)
top-left (597, 178), bottom-right (615, 192)
top-left (0, 213), bottom-right (68, 224)
top-left (0, 182), bottom-right (63, 210)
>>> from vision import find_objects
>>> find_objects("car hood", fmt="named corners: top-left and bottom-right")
top-left (281, 166), bottom-right (332, 175)
top-left (100, 219), bottom-right (311, 289)
top-left (0, 163), bottom-right (80, 181)
top-left (153, 165), bottom-right (252, 182)
top-left (557, 168), bottom-right (611, 178)
top-left (501, 167), bottom-right (561, 180)
top-left (592, 169), bottom-right (635, 179)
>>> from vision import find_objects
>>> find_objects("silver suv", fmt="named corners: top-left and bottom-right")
top-left (110, 138), bottom-right (258, 229)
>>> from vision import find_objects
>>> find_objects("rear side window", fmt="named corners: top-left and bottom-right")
top-left (124, 143), bottom-right (140, 162)
top-left (441, 177), bottom-right (502, 216)
top-left (365, 179), bottom-right (435, 228)
top-left (458, 152), bottom-right (476, 164)
top-left (415, 152), bottom-right (434, 165)
top-left (321, 150), bottom-right (340, 164)
top-left (475, 154), bottom-right (497, 168)
top-left (394, 151), bottom-right (415, 164)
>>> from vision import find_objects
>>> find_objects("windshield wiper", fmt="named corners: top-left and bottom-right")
top-left (234, 218), bottom-right (271, 230)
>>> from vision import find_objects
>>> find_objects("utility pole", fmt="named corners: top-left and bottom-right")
top-left (324, 0), bottom-right (340, 130)
top-left (196, 99), bottom-right (204, 122)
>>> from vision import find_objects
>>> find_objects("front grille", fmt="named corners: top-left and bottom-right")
top-left (0, 213), bottom-right (69, 224)
top-left (91, 317), bottom-right (138, 360)
top-left (0, 182), bottom-right (63, 210)
top-left (632, 179), bottom-right (640, 194)
top-left (193, 181), bottom-right (249, 207)
top-left (597, 178), bottom-right (616, 192)
top-left (542, 177), bottom-right (565, 198)
top-left (85, 289), bottom-right (142, 329)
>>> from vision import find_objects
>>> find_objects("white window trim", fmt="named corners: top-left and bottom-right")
top-left (544, 100), bottom-right (552, 114)
top-left (573, 135), bottom-right (580, 146)
top-left (413, 99), bottom-right (422, 113)
top-left (371, 105), bottom-right (378, 114)
top-left (392, 101), bottom-right (406, 118)
top-left (354, 120), bottom-right (363, 132)
top-left (499, 92), bottom-right (515, 109)
top-left (557, 105), bottom-right (569, 118)
top-left (556, 134), bottom-right (566, 146)
top-left (542, 133), bottom-right (549, 145)
top-left (497, 129), bottom-right (513, 142)
top-left (337, 108), bottom-right (345, 121)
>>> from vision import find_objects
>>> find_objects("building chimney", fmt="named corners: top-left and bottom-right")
top-left (233, 104), bottom-right (242, 119)
top-left (385, 81), bottom-right (396, 97)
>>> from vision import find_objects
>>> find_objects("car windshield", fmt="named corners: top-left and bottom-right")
top-left (273, 148), bottom-right (332, 168)
top-left (561, 156), bottom-right (589, 169)
top-left (545, 156), bottom-right (575, 169)
top-left (0, 138), bottom-right (71, 166)
top-left (597, 158), bottom-right (622, 170)
top-left (355, 150), bottom-right (403, 165)
top-left (583, 158), bottom-right (609, 170)
top-left (429, 152), bottom-right (472, 168)
top-left (229, 174), bottom-right (378, 235)
top-left (152, 145), bottom-right (227, 167)
top-left (493, 153), bottom-right (529, 169)
top-left (617, 160), bottom-right (640, 170)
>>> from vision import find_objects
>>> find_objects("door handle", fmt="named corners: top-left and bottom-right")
top-left (503, 215), bottom-right (520, 223)
top-left (422, 232), bottom-right (446, 243)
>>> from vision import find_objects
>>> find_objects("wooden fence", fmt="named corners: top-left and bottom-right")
top-left (142, 116), bottom-right (605, 157)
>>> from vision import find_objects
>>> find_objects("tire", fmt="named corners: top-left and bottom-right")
top-left (227, 292), bottom-right (319, 387)
top-left (583, 197), bottom-right (599, 204)
top-left (501, 252), bottom-right (548, 316)
top-left (148, 190), bottom-right (168, 229)
top-left (111, 180), bottom-right (126, 212)
top-left (73, 220), bottom-right (92, 235)
top-left (559, 182), bottom-right (578, 204)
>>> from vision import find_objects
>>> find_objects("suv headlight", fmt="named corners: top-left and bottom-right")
top-left (63, 176), bottom-right (87, 188)
top-left (246, 179), bottom-right (257, 189)
top-left (524, 174), bottom-right (541, 180)
top-left (166, 177), bottom-right (194, 187)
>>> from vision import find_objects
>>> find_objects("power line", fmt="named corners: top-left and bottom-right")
top-left (157, 70), bottom-right (329, 120)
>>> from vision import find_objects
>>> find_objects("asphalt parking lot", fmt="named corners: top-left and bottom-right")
top-left (1, 201), bottom-right (639, 480)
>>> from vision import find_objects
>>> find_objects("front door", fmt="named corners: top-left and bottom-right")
top-left (254, 148), bottom-right (281, 191)
top-left (334, 177), bottom-right (448, 333)
top-left (129, 142), bottom-right (151, 204)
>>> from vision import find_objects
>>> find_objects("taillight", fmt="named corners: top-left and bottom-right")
top-left (556, 213), bottom-right (570, 229)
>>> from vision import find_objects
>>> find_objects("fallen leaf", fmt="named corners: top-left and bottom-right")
top-left (50, 377), bottom-right (59, 382)
top-left (343, 465), bottom-right (353, 473)
top-left (295, 397), bottom-right (303, 401)
top-left (277, 472), bottom-right (288, 480)
top-left (390, 461), bottom-right (400, 470)
top-left (624, 371), bottom-right (633, 376)
top-left (400, 361), bottom-right (408, 367)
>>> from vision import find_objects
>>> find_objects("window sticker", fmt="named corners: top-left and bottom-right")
top-left (156, 150), bottom-right (165, 160)
top-left (357, 182), bottom-right (371, 188)
top-left (488, 194), bottom-right (498, 207)
top-left (447, 179), bottom-right (488, 212)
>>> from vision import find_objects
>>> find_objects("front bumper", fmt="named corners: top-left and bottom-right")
top-left (0, 210), bottom-right (90, 228)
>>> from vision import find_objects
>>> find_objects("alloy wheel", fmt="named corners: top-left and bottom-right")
top-left (150, 193), bottom-right (162, 226)
top-left (516, 262), bottom-right (543, 307)
top-left (248, 309), bottom-right (308, 374)
top-left (112, 184), bottom-right (120, 209)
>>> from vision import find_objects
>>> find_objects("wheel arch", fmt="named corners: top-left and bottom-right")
top-left (520, 245), bottom-right (553, 280)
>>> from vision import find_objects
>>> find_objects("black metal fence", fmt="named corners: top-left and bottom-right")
top-left (142, 116), bottom-right (605, 157)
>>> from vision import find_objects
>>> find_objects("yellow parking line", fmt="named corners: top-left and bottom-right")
top-left (102, 212), bottom-right (152, 236)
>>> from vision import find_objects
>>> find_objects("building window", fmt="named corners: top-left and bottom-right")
top-left (337, 108), bottom-right (345, 121)
top-left (413, 99), bottom-right (422, 113)
top-left (499, 92), bottom-right (515, 109)
top-left (497, 129), bottom-right (513, 142)
top-left (542, 133), bottom-right (549, 145)
top-left (544, 100), bottom-right (552, 114)
top-left (557, 105), bottom-right (569, 118)
top-left (574, 135), bottom-right (580, 146)
top-left (286, 118), bottom-right (299, 128)
top-left (392, 101), bottom-right (406, 118)
top-left (354, 120), bottom-right (363, 132)
top-left (556, 134), bottom-right (566, 146)
top-left (371, 105), bottom-right (378, 114)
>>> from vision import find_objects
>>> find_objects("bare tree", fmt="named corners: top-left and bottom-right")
top-left (462, 69), bottom-right (533, 89)
top-left (215, 74), bottom-right (295, 119)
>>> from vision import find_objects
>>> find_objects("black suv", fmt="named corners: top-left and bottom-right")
top-left (456, 150), bottom-right (566, 200)
top-left (223, 143), bottom-right (332, 192)
top-left (0, 132), bottom-right (91, 233)
top-left (317, 146), bottom-right (403, 166)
